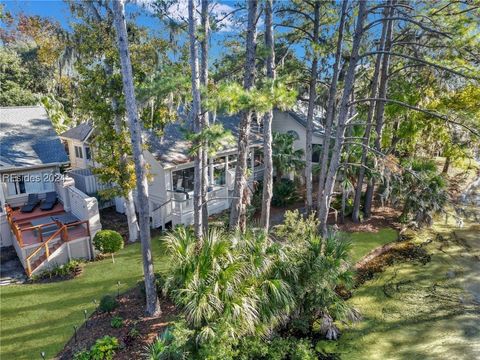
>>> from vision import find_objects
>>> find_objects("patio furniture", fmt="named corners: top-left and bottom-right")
top-left (51, 213), bottom-right (79, 225)
top-left (40, 191), bottom-right (58, 211)
top-left (20, 194), bottom-right (40, 213)
top-left (30, 217), bottom-right (59, 239)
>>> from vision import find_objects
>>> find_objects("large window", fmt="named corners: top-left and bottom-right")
top-left (172, 167), bottom-right (195, 192)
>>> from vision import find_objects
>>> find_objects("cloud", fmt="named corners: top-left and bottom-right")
top-left (135, 0), bottom-right (238, 32)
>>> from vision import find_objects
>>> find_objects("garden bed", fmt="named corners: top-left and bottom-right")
top-left (354, 240), bottom-right (431, 286)
top-left (58, 285), bottom-right (177, 360)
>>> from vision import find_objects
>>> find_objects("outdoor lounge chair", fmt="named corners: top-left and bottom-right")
top-left (20, 194), bottom-right (40, 213)
top-left (40, 191), bottom-right (58, 211)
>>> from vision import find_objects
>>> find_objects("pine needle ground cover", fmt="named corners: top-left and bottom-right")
top-left (0, 238), bottom-right (169, 360)
top-left (336, 219), bottom-right (480, 359)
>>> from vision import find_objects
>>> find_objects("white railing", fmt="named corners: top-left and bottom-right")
top-left (169, 185), bottom-right (229, 226)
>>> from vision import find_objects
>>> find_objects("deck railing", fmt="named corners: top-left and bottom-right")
top-left (24, 220), bottom-right (90, 276)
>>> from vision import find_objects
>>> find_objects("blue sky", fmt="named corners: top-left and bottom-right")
top-left (1, 0), bottom-right (246, 60)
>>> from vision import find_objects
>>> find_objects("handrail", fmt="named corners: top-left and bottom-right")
top-left (26, 226), bottom-right (64, 276)
top-left (19, 222), bottom-right (57, 232)
top-left (26, 226), bottom-right (63, 263)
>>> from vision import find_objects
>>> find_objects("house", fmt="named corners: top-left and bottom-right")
top-left (59, 122), bottom-right (113, 207)
top-left (0, 106), bottom-right (101, 276)
top-left (272, 102), bottom-right (325, 162)
top-left (59, 105), bottom-right (324, 230)
top-left (59, 121), bottom-right (94, 169)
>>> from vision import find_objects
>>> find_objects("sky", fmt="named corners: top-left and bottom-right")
top-left (1, 0), bottom-right (244, 60)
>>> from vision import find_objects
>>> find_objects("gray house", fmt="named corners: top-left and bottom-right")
top-left (0, 106), bottom-right (101, 276)
top-left (59, 105), bottom-right (324, 229)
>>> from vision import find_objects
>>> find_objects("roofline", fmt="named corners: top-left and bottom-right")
top-left (0, 161), bottom-right (69, 174)
top-left (59, 124), bottom-right (94, 143)
top-left (159, 143), bottom-right (263, 170)
top-left (285, 110), bottom-right (325, 136)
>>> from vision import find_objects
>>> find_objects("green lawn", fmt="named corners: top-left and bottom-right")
top-left (335, 220), bottom-right (480, 359)
top-left (344, 228), bottom-right (398, 264)
top-left (0, 227), bottom-right (402, 360)
top-left (0, 237), bottom-right (169, 360)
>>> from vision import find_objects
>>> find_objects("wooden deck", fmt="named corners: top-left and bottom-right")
top-left (21, 223), bottom-right (89, 246)
top-left (7, 204), bottom-right (89, 247)
top-left (9, 203), bottom-right (64, 225)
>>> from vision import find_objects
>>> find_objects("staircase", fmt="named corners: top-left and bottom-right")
top-left (28, 240), bottom-right (64, 274)
top-left (25, 227), bottom-right (66, 276)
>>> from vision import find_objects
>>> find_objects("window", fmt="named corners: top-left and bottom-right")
top-left (287, 130), bottom-right (300, 140)
top-left (75, 146), bottom-right (83, 159)
top-left (172, 167), bottom-right (195, 192)
top-left (213, 158), bottom-right (226, 186)
top-left (254, 149), bottom-right (264, 168)
top-left (62, 140), bottom-right (70, 155)
top-left (85, 146), bottom-right (91, 160)
top-left (312, 144), bottom-right (322, 163)
top-left (7, 175), bottom-right (26, 195)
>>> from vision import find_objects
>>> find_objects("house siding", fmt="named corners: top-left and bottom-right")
top-left (272, 110), bottom-right (323, 156)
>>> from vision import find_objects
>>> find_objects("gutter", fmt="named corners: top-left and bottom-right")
top-left (0, 162), bottom-right (70, 174)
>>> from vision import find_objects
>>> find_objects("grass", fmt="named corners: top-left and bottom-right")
top-left (0, 236), bottom-right (169, 360)
top-left (344, 228), bottom-right (398, 264)
top-left (335, 218), bottom-right (480, 359)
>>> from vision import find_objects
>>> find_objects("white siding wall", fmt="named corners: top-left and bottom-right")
top-left (65, 139), bottom-right (93, 169)
top-left (68, 186), bottom-right (101, 237)
top-left (271, 110), bottom-right (323, 156)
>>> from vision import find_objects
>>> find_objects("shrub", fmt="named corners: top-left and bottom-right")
top-left (124, 326), bottom-right (141, 347)
top-left (93, 230), bottom-right (124, 262)
top-left (73, 336), bottom-right (119, 360)
top-left (73, 350), bottom-right (91, 360)
top-left (272, 179), bottom-right (299, 207)
top-left (89, 335), bottom-right (119, 360)
top-left (30, 260), bottom-right (83, 282)
top-left (99, 295), bottom-right (118, 313)
top-left (110, 315), bottom-right (123, 328)
top-left (290, 339), bottom-right (317, 360)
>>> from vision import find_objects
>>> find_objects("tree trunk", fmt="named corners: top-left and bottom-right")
top-left (317, 0), bottom-right (348, 215)
top-left (442, 156), bottom-right (450, 174)
top-left (111, 97), bottom-right (139, 243)
top-left (124, 190), bottom-right (139, 242)
top-left (318, 0), bottom-right (368, 236)
top-left (351, 3), bottom-right (389, 223)
top-left (363, 0), bottom-right (396, 218)
top-left (229, 0), bottom-right (258, 231)
top-left (200, 0), bottom-right (210, 234)
top-left (101, 35), bottom-right (139, 243)
top-left (260, 0), bottom-right (275, 231)
top-left (188, 0), bottom-right (203, 239)
top-left (305, 1), bottom-right (320, 212)
top-left (112, 0), bottom-right (161, 317)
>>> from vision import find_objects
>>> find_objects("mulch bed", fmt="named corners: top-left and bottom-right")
top-left (99, 208), bottom-right (130, 240)
top-left (57, 286), bottom-right (177, 360)
top-left (354, 240), bottom-right (431, 287)
top-left (99, 207), bottom-right (163, 243)
top-left (334, 205), bottom-right (402, 233)
top-left (28, 263), bottom-right (84, 284)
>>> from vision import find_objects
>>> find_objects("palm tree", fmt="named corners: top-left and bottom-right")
top-left (163, 227), bottom-right (293, 343)
top-left (272, 132), bottom-right (305, 183)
